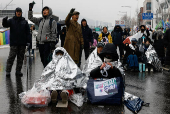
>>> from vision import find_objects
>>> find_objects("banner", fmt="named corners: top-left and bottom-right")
top-left (94, 78), bottom-right (118, 96)
top-left (0, 30), bottom-right (10, 45)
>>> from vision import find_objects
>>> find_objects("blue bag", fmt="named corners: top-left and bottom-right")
top-left (87, 77), bottom-right (124, 105)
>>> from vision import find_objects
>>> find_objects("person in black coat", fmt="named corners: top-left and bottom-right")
top-left (152, 28), bottom-right (165, 65)
top-left (59, 27), bottom-right (66, 47)
top-left (90, 43), bottom-right (122, 79)
top-left (2, 7), bottom-right (30, 76)
top-left (164, 28), bottom-right (170, 69)
top-left (78, 19), bottom-right (93, 67)
top-left (111, 25), bottom-right (124, 59)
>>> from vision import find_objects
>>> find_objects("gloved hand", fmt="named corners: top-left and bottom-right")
top-left (69, 8), bottom-right (75, 15)
top-left (50, 42), bottom-right (56, 50)
top-left (81, 45), bottom-right (84, 49)
top-left (3, 16), bottom-right (8, 22)
top-left (29, 2), bottom-right (35, 11)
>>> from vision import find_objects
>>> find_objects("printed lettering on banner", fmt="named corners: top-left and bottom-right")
top-left (94, 78), bottom-right (118, 96)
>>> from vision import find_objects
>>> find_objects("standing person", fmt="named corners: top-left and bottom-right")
top-left (28, 3), bottom-right (57, 67)
top-left (78, 18), bottom-right (93, 67)
top-left (92, 29), bottom-right (99, 43)
top-left (28, 25), bottom-right (38, 57)
top-left (2, 7), bottom-right (30, 76)
top-left (98, 27), bottom-right (112, 44)
top-left (59, 27), bottom-right (66, 47)
top-left (64, 8), bottom-right (84, 64)
top-left (112, 25), bottom-right (124, 59)
top-left (164, 28), bottom-right (170, 69)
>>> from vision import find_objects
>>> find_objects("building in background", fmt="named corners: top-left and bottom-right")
top-left (143, 0), bottom-right (152, 25)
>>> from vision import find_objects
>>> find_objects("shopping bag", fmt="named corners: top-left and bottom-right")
top-left (87, 77), bottom-right (124, 105)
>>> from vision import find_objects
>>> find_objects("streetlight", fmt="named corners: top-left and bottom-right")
top-left (122, 6), bottom-right (132, 34)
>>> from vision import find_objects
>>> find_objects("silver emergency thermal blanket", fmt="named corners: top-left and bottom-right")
top-left (82, 47), bottom-right (124, 76)
top-left (145, 45), bottom-right (162, 71)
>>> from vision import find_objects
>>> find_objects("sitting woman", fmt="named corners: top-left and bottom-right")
top-left (90, 43), bottom-right (122, 79)
top-left (123, 38), bottom-right (141, 71)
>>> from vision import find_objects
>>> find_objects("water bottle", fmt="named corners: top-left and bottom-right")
top-left (143, 64), bottom-right (145, 72)
top-left (139, 63), bottom-right (142, 72)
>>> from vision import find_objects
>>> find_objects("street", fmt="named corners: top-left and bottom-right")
top-left (0, 47), bottom-right (170, 114)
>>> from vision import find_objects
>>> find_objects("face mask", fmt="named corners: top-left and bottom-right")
top-left (132, 42), bottom-right (136, 45)
top-left (104, 57), bottom-right (112, 62)
top-left (141, 29), bottom-right (145, 32)
top-left (56, 55), bottom-right (63, 60)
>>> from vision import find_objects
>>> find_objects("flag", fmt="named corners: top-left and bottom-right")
top-left (162, 20), bottom-right (166, 33)
top-left (155, 20), bottom-right (162, 30)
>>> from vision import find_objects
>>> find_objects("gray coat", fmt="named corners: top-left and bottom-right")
top-left (28, 6), bottom-right (57, 43)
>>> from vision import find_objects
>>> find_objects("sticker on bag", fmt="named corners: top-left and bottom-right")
top-left (94, 78), bottom-right (118, 96)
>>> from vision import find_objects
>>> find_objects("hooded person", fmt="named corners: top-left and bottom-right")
top-left (111, 25), bottom-right (124, 59)
top-left (98, 27), bottom-right (112, 44)
top-left (20, 47), bottom-right (88, 105)
top-left (3, 7), bottom-right (30, 76)
top-left (90, 43), bottom-right (123, 79)
top-left (28, 4), bottom-right (57, 68)
top-left (130, 25), bottom-right (150, 46)
top-left (82, 42), bottom-right (105, 76)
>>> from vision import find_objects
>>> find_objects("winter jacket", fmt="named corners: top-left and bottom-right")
top-left (81, 25), bottom-right (93, 48)
top-left (63, 14), bottom-right (84, 63)
top-left (163, 29), bottom-right (170, 65)
top-left (2, 16), bottom-right (30, 46)
top-left (28, 6), bottom-right (57, 43)
top-left (112, 25), bottom-right (123, 45)
top-left (98, 32), bottom-right (112, 43)
top-left (93, 32), bottom-right (99, 42)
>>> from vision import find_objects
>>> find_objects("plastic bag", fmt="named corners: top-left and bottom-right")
top-left (19, 87), bottom-right (51, 108)
top-left (69, 93), bottom-right (84, 107)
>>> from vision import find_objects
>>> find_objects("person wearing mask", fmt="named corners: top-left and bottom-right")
top-left (2, 7), bottom-right (30, 76)
top-left (90, 43), bottom-right (122, 79)
top-left (64, 8), bottom-right (84, 64)
top-left (28, 3), bottom-right (57, 68)
top-left (112, 25), bottom-right (124, 59)
top-left (98, 27), bottom-right (112, 44)
top-left (59, 27), bottom-right (66, 47)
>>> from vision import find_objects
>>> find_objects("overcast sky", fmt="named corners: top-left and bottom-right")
top-left (0, 0), bottom-right (145, 25)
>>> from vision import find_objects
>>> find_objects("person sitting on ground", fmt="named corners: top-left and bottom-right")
top-left (90, 43), bottom-right (122, 79)
top-left (83, 42), bottom-right (105, 76)
top-left (143, 39), bottom-right (162, 72)
top-left (98, 27), bottom-right (112, 44)
top-left (123, 38), bottom-right (141, 71)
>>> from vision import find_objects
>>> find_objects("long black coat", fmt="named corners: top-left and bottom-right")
top-left (2, 16), bottom-right (30, 46)
top-left (81, 25), bottom-right (93, 48)
top-left (164, 29), bottom-right (170, 65)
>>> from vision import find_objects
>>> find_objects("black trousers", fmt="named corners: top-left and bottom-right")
top-left (78, 47), bottom-right (89, 67)
top-left (6, 46), bottom-right (26, 72)
top-left (39, 43), bottom-right (51, 68)
top-left (114, 43), bottom-right (124, 58)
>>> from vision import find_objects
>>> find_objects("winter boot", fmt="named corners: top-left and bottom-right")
top-left (51, 90), bottom-right (58, 104)
top-left (60, 90), bottom-right (68, 103)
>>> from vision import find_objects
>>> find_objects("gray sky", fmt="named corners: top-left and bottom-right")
top-left (0, 0), bottom-right (145, 26)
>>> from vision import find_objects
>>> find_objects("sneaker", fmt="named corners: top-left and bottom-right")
top-left (60, 91), bottom-right (68, 103)
top-left (15, 71), bottom-right (23, 76)
top-left (51, 90), bottom-right (58, 104)
top-left (6, 72), bottom-right (11, 76)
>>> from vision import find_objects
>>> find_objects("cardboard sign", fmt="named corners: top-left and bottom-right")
top-left (94, 78), bottom-right (118, 96)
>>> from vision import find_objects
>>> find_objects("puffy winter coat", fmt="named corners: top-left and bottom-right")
top-left (98, 32), bottom-right (112, 43)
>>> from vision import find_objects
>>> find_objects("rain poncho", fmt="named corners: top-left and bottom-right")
top-left (145, 45), bottom-right (162, 71)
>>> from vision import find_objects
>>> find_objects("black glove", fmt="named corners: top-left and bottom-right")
top-left (29, 2), bottom-right (35, 11)
top-left (69, 8), bottom-right (75, 15)
top-left (50, 42), bottom-right (56, 50)
top-left (3, 16), bottom-right (8, 22)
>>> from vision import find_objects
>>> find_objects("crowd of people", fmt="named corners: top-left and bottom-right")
top-left (2, 4), bottom-right (170, 108)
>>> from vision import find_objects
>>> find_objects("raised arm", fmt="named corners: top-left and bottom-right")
top-left (2, 17), bottom-right (11, 28)
top-left (28, 11), bottom-right (42, 26)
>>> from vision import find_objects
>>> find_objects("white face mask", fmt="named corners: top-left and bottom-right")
top-left (56, 55), bottom-right (63, 60)
top-left (104, 57), bottom-right (112, 63)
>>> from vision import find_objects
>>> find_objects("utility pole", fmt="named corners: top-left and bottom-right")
top-left (42, 0), bottom-right (43, 9)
